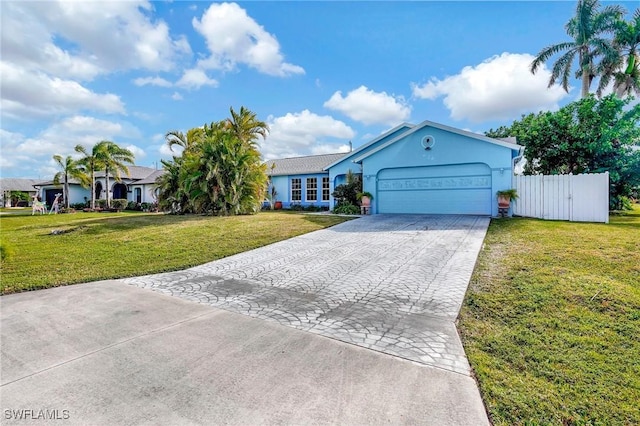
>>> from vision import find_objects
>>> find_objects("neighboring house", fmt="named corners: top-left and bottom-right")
top-left (0, 178), bottom-right (41, 207)
top-left (265, 152), bottom-right (349, 209)
top-left (270, 120), bottom-right (524, 216)
top-left (35, 166), bottom-right (163, 207)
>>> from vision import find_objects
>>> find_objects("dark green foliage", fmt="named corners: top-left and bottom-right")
top-left (70, 202), bottom-right (87, 210)
top-left (8, 191), bottom-right (29, 206)
top-left (111, 199), bottom-right (128, 211)
top-left (331, 171), bottom-right (362, 207)
top-left (156, 107), bottom-right (269, 216)
top-left (333, 202), bottom-right (360, 215)
top-left (486, 95), bottom-right (640, 210)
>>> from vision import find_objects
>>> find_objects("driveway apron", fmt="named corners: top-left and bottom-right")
top-left (123, 214), bottom-right (489, 376)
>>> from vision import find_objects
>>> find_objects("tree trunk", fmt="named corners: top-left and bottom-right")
top-left (581, 68), bottom-right (590, 98)
top-left (64, 173), bottom-right (70, 209)
top-left (105, 168), bottom-right (111, 209)
top-left (91, 171), bottom-right (96, 210)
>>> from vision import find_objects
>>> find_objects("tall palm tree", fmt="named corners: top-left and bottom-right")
top-left (52, 155), bottom-right (90, 209)
top-left (225, 106), bottom-right (269, 147)
top-left (597, 9), bottom-right (640, 98)
top-left (75, 143), bottom-right (104, 210)
top-left (94, 141), bottom-right (135, 209)
top-left (531, 0), bottom-right (625, 98)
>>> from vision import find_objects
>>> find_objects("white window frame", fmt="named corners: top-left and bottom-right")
top-left (291, 178), bottom-right (302, 202)
top-left (306, 178), bottom-right (318, 202)
top-left (322, 177), bottom-right (330, 202)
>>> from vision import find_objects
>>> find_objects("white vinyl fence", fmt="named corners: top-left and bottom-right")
top-left (512, 172), bottom-right (609, 223)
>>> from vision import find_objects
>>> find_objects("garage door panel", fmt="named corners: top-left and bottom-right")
top-left (378, 189), bottom-right (491, 214)
top-left (377, 164), bottom-right (492, 215)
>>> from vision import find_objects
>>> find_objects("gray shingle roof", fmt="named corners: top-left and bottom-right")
top-left (265, 153), bottom-right (349, 176)
top-left (35, 166), bottom-right (160, 186)
top-left (0, 178), bottom-right (40, 192)
top-left (135, 169), bottom-right (165, 184)
top-left (94, 165), bottom-right (158, 180)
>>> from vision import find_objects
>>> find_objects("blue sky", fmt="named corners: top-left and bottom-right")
top-left (1, 1), bottom-right (638, 179)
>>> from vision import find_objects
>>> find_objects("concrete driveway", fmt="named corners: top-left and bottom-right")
top-left (1, 214), bottom-right (490, 425)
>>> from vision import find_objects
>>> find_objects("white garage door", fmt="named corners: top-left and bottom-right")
top-left (377, 164), bottom-right (492, 215)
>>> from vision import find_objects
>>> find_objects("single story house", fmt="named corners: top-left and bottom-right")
top-left (0, 178), bottom-right (41, 207)
top-left (269, 120), bottom-right (524, 216)
top-left (35, 166), bottom-right (162, 207)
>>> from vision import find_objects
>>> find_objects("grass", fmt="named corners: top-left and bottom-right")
top-left (458, 205), bottom-right (640, 425)
top-left (0, 211), bottom-right (351, 294)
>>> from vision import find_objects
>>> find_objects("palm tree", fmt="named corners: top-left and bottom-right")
top-left (52, 155), bottom-right (90, 209)
top-left (531, 0), bottom-right (625, 98)
top-left (75, 143), bottom-right (104, 210)
top-left (597, 9), bottom-right (640, 98)
top-left (94, 141), bottom-right (135, 209)
top-left (226, 106), bottom-right (269, 147)
top-left (165, 127), bottom-right (204, 153)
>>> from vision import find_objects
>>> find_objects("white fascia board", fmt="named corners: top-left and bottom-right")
top-left (323, 122), bottom-right (414, 170)
top-left (353, 119), bottom-right (522, 163)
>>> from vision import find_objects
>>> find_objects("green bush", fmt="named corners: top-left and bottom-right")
top-left (96, 199), bottom-right (107, 209)
top-left (126, 201), bottom-right (142, 211)
top-left (333, 202), bottom-right (360, 215)
top-left (112, 199), bottom-right (128, 211)
top-left (70, 202), bottom-right (87, 210)
top-left (289, 203), bottom-right (304, 211)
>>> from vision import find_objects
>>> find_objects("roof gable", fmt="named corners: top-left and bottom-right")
top-left (324, 122), bottom-right (414, 170)
top-left (353, 120), bottom-right (523, 163)
top-left (266, 152), bottom-right (348, 176)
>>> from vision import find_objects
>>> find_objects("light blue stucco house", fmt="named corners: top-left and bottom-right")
top-left (35, 166), bottom-right (163, 207)
top-left (270, 120), bottom-right (524, 216)
top-left (265, 153), bottom-right (348, 209)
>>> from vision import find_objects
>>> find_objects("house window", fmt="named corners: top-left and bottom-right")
top-left (322, 177), bottom-right (330, 201)
top-left (306, 178), bottom-right (317, 202)
top-left (291, 178), bottom-right (302, 201)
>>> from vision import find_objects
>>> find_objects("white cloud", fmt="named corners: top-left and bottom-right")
top-left (125, 144), bottom-right (147, 160)
top-left (133, 76), bottom-right (173, 88)
top-left (0, 62), bottom-right (125, 120)
top-left (260, 110), bottom-right (355, 159)
top-left (1, 1), bottom-right (191, 78)
top-left (176, 69), bottom-right (219, 90)
top-left (411, 52), bottom-right (569, 122)
top-left (1, 116), bottom-right (142, 178)
top-left (192, 2), bottom-right (304, 77)
top-left (171, 92), bottom-right (184, 101)
top-left (324, 86), bottom-right (411, 126)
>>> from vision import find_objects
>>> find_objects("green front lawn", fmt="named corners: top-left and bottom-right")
top-left (459, 206), bottom-right (640, 425)
top-left (0, 211), bottom-right (351, 294)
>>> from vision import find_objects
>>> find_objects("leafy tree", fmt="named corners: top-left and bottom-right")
top-left (75, 141), bottom-right (135, 209)
top-left (75, 143), bottom-right (103, 210)
top-left (486, 94), bottom-right (640, 209)
top-left (531, 0), bottom-right (625, 98)
top-left (156, 107), bottom-right (268, 215)
top-left (52, 154), bottom-right (90, 209)
top-left (597, 8), bottom-right (640, 98)
top-left (94, 141), bottom-right (135, 209)
top-left (155, 156), bottom-right (190, 214)
top-left (331, 169), bottom-right (362, 208)
top-left (165, 127), bottom-right (204, 153)
top-left (225, 106), bottom-right (269, 147)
